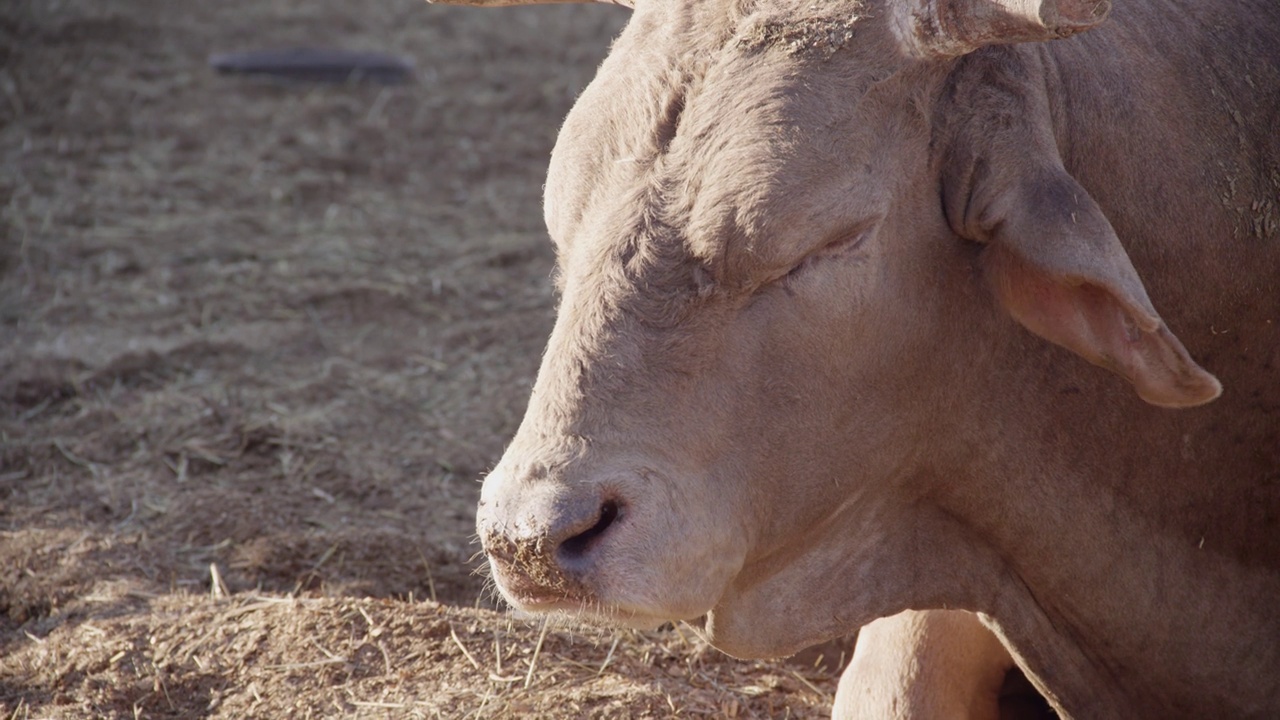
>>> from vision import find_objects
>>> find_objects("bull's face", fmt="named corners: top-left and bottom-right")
top-left (473, 0), bottom-right (1218, 657)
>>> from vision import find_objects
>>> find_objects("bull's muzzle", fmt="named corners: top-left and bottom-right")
top-left (477, 484), bottom-right (623, 608)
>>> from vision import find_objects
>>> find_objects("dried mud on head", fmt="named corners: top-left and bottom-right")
top-left (0, 0), bottom-right (843, 717)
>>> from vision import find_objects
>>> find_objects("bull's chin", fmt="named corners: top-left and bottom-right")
top-left (501, 596), bottom-right (671, 631)
top-left (497, 585), bottom-right (707, 632)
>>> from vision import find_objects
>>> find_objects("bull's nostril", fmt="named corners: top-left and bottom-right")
top-left (559, 500), bottom-right (620, 560)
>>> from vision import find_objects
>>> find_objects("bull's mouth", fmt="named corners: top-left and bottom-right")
top-left (506, 596), bottom-right (673, 631)
top-left (488, 561), bottom-right (591, 607)
top-left (488, 560), bottom-right (676, 630)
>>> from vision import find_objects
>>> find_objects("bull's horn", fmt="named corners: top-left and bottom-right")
top-left (896, 0), bottom-right (1111, 57)
top-left (428, 0), bottom-right (632, 7)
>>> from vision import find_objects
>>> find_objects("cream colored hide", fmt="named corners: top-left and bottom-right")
top-left (837, 611), bottom-right (1011, 720)
top-left (439, 0), bottom-right (1280, 717)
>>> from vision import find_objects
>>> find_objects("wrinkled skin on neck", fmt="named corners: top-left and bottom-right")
top-left (478, 0), bottom-right (1280, 716)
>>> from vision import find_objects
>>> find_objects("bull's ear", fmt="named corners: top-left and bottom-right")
top-left (896, 0), bottom-right (1110, 57)
top-left (428, 0), bottom-right (631, 6)
top-left (976, 169), bottom-right (1222, 408)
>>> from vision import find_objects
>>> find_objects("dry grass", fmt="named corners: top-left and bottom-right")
top-left (4, 593), bottom-right (837, 718)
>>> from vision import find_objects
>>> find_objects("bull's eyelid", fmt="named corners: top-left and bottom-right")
top-left (780, 223), bottom-right (877, 283)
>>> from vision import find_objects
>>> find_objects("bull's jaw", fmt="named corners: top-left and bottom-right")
top-left (698, 535), bottom-right (894, 659)
top-left (697, 502), bottom-right (1000, 660)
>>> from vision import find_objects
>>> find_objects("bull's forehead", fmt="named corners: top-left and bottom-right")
top-left (547, 0), bottom-right (903, 288)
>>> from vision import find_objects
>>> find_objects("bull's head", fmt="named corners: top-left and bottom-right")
top-left (453, 0), bottom-right (1220, 657)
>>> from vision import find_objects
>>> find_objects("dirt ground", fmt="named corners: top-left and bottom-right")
top-left (0, 0), bottom-right (845, 717)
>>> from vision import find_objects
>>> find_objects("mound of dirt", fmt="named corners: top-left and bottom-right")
top-left (1, 0), bottom-right (845, 716)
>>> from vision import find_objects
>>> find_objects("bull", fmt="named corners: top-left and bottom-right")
top-left (433, 0), bottom-right (1280, 716)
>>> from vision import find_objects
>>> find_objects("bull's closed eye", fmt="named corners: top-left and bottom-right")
top-left (781, 226), bottom-right (876, 284)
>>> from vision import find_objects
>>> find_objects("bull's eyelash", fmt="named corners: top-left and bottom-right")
top-left (781, 226), bottom-right (874, 283)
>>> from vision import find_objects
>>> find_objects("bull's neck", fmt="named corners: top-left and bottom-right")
top-left (935, 361), bottom-right (1280, 718)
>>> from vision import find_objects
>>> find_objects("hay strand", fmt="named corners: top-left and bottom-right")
top-left (524, 617), bottom-right (550, 690)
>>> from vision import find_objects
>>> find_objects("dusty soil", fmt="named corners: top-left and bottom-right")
top-left (0, 0), bottom-right (844, 717)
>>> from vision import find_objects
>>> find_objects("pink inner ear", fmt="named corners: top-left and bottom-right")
top-left (985, 249), bottom-right (1222, 408)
